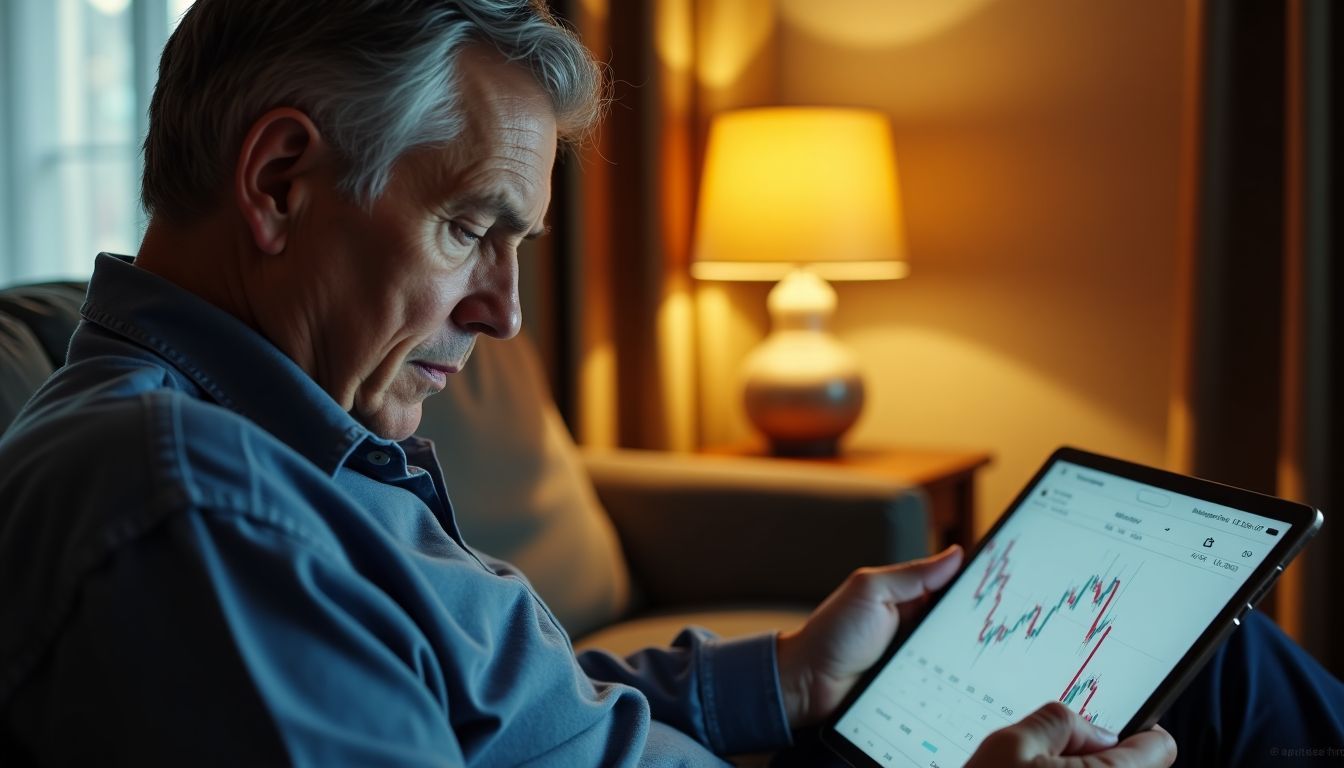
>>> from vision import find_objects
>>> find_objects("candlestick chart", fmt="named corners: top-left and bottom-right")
top-left (968, 538), bottom-right (1132, 723)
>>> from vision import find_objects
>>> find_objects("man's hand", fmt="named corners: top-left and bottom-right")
top-left (775, 546), bottom-right (963, 728)
top-left (967, 702), bottom-right (1177, 768)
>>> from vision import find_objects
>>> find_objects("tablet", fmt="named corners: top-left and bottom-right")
top-left (822, 446), bottom-right (1323, 768)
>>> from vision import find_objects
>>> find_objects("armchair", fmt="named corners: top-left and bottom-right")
top-left (0, 279), bottom-right (931, 657)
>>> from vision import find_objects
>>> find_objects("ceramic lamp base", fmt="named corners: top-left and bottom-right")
top-left (740, 269), bottom-right (865, 457)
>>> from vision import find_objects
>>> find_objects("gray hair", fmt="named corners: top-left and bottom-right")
top-left (142, 0), bottom-right (604, 221)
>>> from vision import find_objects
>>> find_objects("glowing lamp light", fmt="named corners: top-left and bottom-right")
top-left (692, 107), bottom-right (909, 456)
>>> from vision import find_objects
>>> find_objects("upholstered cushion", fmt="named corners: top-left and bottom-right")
top-left (416, 336), bottom-right (632, 638)
top-left (0, 282), bottom-right (87, 432)
top-left (575, 608), bottom-right (808, 656)
top-left (0, 282), bottom-right (86, 367)
top-left (0, 312), bottom-right (54, 432)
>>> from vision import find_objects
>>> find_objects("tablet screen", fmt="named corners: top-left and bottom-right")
top-left (833, 458), bottom-right (1291, 767)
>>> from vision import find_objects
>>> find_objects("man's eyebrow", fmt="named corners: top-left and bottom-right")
top-left (455, 193), bottom-right (550, 240)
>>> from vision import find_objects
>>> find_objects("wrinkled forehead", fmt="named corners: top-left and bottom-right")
top-left (454, 44), bottom-right (559, 147)
top-left (384, 45), bottom-right (559, 211)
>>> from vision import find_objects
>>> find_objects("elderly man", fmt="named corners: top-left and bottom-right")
top-left (0, 1), bottom-right (1340, 766)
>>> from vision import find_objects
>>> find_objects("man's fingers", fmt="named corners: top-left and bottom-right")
top-left (853, 545), bottom-right (963, 606)
top-left (1090, 724), bottom-right (1177, 768)
top-left (981, 704), bottom-right (1177, 768)
top-left (985, 702), bottom-right (1118, 758)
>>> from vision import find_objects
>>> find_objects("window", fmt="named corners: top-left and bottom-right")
top-left (1, 0), bottom-right (192, 284)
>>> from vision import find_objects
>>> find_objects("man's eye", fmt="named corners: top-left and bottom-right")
top-left (447, 222), bottom-right (483, 245)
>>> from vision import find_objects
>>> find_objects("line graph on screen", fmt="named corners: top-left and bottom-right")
top-left (968, 537), bottom-right (1139, 721)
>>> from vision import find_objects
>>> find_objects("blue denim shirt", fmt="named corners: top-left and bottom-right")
top-left (0, 255), bottom-right (792, 765)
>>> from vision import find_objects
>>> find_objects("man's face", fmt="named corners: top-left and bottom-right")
top-left (277, 46), bottom-right (556, 440)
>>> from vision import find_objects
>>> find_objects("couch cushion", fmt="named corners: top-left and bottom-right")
top-left (574, 608), bottom-right (809, 657)
top-left (0, 312), bottom-right (54, 433)
top-left (415, 335), bottom-right (632, 638)
top-left (0, 282), bottom-right (87, 367)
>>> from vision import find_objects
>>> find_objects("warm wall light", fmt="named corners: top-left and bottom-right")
top-left (692, 107), bottom-right (909, 456)
top-left (778, 0), bottom-right (993, 49)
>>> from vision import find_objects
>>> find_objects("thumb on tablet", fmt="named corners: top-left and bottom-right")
top-left (970, 702), bottom-right (1177, 767)
top-left (869, 545), bottom-right (963, 606)
top-left (970, 702), bottom-right (1118, 766)
top-left (1020, 702), bottom-right (1118, 754)
top-left (882, 545), bottom-right (962, 624)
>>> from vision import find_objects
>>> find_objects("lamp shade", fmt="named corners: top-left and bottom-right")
top-left (691, 107), bottom-right (909, 282)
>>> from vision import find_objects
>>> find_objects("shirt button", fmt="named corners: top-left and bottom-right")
top-left (366, 450), bottom-right (392, 466)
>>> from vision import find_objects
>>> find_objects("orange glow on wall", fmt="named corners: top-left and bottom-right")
top-left (695, 0), bottom-right (775, 89)
top-left (779, 0), bottom-right (994, 48)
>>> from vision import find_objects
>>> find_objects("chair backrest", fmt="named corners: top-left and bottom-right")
top-left (0, 280), bottom-right (633, 637)
top-left (0, 282), bottom-right (86, 432)
top-left (416, 336), bottom-right (632, 637)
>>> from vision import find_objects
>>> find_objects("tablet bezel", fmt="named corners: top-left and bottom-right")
top-left (821, 445), bottom-right (1323, 768)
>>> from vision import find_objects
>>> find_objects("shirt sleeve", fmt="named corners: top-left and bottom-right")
top-left (8, 508), bottom-right (465, 767)
top-left (576, 628), bottom-right (794, 755)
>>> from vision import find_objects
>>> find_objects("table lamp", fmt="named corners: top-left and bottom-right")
top-left (691, 107), bottom-right (909, 457)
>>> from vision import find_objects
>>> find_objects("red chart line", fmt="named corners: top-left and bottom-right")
top-left (1060, 625), bottom-right (1113, 701)
top-left (1080, 681), bottom-right (1100, 716)
top-left (1086, 579), bottom-right (1120, 642)
top-left (973, 543), bottom-right (997, 597)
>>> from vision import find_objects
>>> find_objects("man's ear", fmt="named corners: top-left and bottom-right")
top-left (234, 108), bottom-right (325, 255)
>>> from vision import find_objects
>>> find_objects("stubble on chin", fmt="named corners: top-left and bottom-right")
top-left (411, 333), bottom-right (478, 370)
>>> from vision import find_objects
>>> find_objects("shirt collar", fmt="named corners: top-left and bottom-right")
top-left (80, 253), bottom-right (389, 475)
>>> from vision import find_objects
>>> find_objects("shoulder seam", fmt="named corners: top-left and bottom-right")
top-left (140, 391), bottom-right (341, 559)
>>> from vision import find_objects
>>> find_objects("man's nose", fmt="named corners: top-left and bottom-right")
top-left (450, 254), bottom-right (522, 340)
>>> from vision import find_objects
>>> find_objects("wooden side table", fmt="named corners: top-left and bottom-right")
top-left (702, 444), bottom-right (992, 551)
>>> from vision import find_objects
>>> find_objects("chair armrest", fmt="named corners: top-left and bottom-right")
top-left (580, 449), bottom-right (929, 609)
